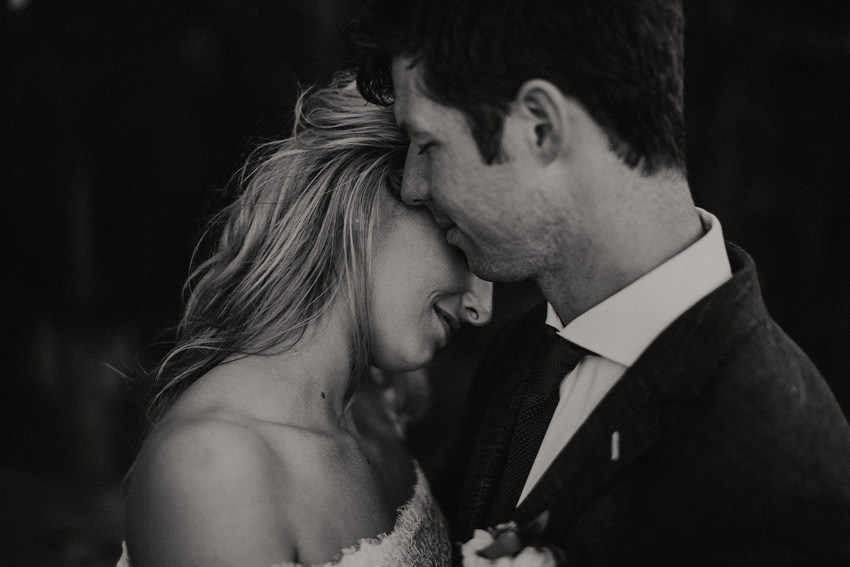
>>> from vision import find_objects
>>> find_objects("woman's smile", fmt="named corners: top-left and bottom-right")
top-left (433, 304), bottom-right (461, 347)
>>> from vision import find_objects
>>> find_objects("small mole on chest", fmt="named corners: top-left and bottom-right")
top-left (321, 391), bottom-right (326, 399)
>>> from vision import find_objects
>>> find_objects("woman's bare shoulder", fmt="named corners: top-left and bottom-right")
top-left (125, 412), bottom-right (299, 567)
top-left (130, 410), bottom-right (281, 491)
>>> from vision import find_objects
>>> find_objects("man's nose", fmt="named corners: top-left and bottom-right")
top-left (400, 146), bottom-right (429, 207)
top-left (461, 276), bottom-right (493, 327)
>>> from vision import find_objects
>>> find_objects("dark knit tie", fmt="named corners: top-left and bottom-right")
top-left (486, 328), bottom-right (591, 525)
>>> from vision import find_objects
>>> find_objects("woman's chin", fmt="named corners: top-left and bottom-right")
top-left (378, 354), bottom-right (431, 375)
top-left (375, 335), bottom-right (445, 373)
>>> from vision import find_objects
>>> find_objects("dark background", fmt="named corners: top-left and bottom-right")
top-left (1, 1), bottom-right (848, 565)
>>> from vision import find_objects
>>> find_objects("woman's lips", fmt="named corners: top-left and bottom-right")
top-left (442, 223), bottom-right (456, 242)
top-left (434, 305), bottom-right (460, 346)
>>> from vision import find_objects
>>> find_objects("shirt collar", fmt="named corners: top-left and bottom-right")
top-left (546, 208), bottom-right (732, 367)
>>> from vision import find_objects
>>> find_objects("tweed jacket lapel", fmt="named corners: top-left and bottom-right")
top-left (511, 243), bottom-right (766, 540)
top-left (513, 358), bottom-right (662, 535)
top-left (455, 303), bottom-right (549, 539)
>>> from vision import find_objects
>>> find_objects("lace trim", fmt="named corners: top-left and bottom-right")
top-left (272, 462), bottom-right (450, 567)
top-left (117, 463), bottom-right (450, 567)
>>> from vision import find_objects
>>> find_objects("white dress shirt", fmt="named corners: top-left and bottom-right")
top-left (517, 208), bottom-right (732, 504)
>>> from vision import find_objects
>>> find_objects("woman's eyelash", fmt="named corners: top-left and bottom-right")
top-left (417, 142), bottom-right (434, 155)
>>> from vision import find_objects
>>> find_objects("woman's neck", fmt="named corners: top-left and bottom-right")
top-left (190, 302), bottom-right (359, 432)
top-left (265, 305), bottom-right (358, 426)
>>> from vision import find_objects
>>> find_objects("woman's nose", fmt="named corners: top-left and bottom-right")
top-left (461, 276), bottom-right (493, 326)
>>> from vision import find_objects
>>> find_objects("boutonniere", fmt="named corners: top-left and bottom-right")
top-left (460, 511), bottom-right (565, 566)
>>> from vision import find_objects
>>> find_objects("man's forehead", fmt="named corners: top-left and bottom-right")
top-left (391, 58), bottom-right (445, 134)
top-left (391, 55), bottom-right (422, 87)
top-left (391, 57), bottom-right (421, 110)
top-left (392, 104), bottom-right (415, 138)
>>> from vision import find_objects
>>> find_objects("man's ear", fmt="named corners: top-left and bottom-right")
top-left (513, 79), bottom-right (571, 165)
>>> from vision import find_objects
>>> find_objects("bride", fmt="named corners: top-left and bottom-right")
top-left (118, 73), bottom-right (492, 567)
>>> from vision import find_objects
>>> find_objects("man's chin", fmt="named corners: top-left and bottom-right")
top-left (468, 255), bottom-right (531, 284)
top-left (468, 258), bottom-right (503, 283)
top-left (450, 236), bottom-right (525, 282)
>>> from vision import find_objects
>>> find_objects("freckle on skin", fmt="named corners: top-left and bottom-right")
top-left (321, 391), bottom-right (326, 399)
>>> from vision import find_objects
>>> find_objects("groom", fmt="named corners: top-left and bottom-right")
top-left (352, 0), bottom-right (850, 564)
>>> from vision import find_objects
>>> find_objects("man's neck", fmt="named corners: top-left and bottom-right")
top-left (539, 176), bottom-right (703, 325)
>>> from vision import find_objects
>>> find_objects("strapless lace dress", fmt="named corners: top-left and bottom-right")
top-left (116, 463), bottom-right (451, 567)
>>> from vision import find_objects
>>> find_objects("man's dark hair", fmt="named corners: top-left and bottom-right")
top-left (350, 0), bottom-right (686, 173)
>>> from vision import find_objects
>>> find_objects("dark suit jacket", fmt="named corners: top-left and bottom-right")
top-left (441, 243), bottom-right (850, 565)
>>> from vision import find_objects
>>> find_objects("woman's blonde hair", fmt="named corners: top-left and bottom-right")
top-left (145, 72), bottom-right (407, 427)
